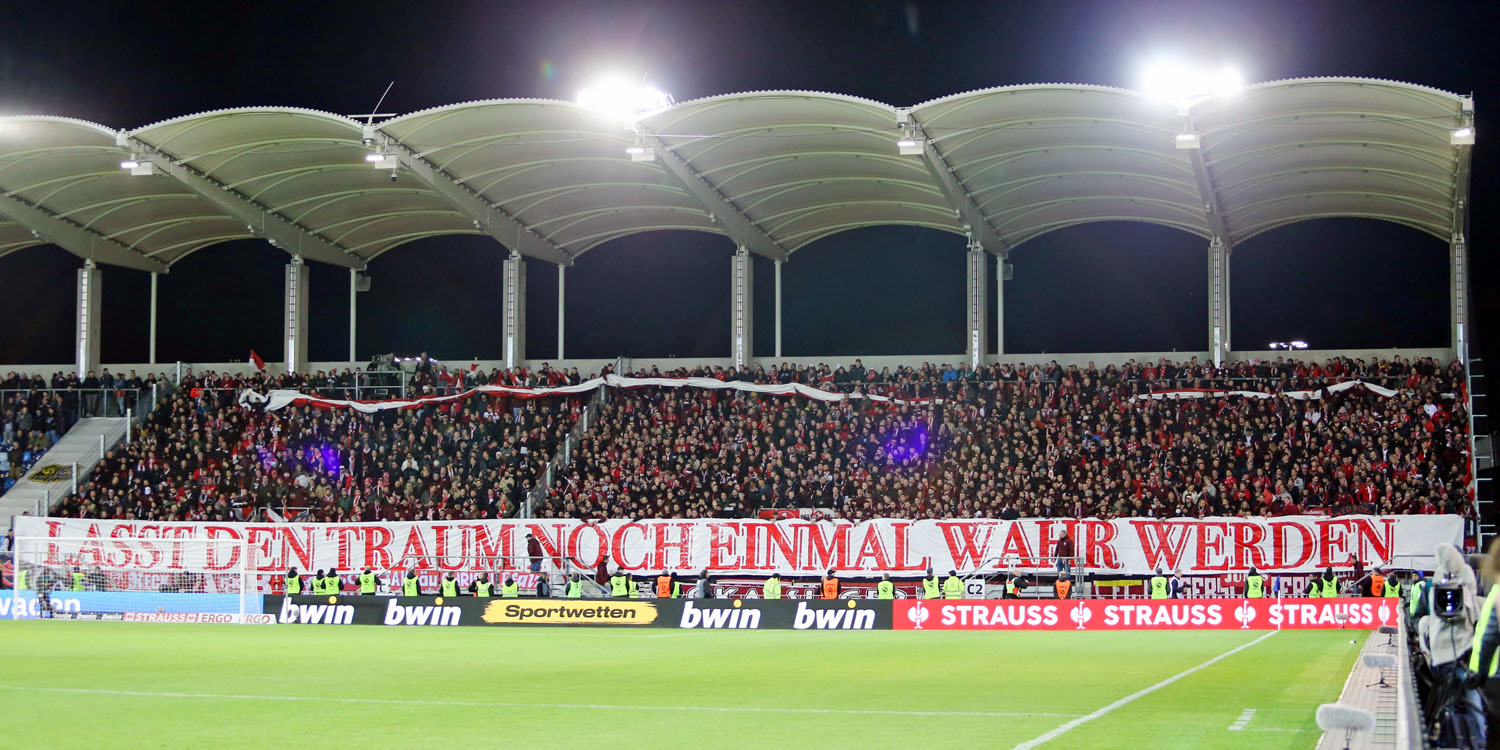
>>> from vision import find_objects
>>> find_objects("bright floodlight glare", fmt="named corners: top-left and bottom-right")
top-left (364, 153), bottom-right (386, 163)
top-left (120, 159), bottom-right (140, 170)
top-left (1452, 126), bottom-right (1476, 145)
top-left (624, 146), bottom-right (646, 155)
top-left (1290, 340), bottom-right (1309, 349)
top-left (577, 74), bottom-right (672, 122)
top-left (1142, 59), bottom-right (1243, 103)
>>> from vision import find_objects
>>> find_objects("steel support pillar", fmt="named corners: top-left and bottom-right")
top-left (966, 245), bottom-right (988, 368)
top-left (76, 261), bottom-right (101, 378)
top-left (730, 247), bottom-right (753, 368)
top-left (774, 259), bottom-right (783, 359)
top-left (148, 271), bottom-right (158, 365)
top-left (503, 253), bottom-right (526, 368)
top-left (348, 268), bottom-right (359, 363)
top-left (995, 258), bottom-right (1007, 356)
top-left (283, 259), bottom-right (308, 374)
top-left (1207, 237), bottom-right (1230, 367)
top-left (1451, 234), bottom-right (1468, 361)
top-left (557, 264), bottom-right (566, 360)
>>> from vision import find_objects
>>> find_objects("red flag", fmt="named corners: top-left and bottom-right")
top-left (249, 349), bottom-right (266, 371)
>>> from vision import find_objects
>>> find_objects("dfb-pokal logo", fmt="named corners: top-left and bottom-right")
top-left (1234, 601), bottom-right (1256, 629)
top-left (909, 601), bottom-right (929, 630)
top-left (1070, 602), bottom-right (1092, 630)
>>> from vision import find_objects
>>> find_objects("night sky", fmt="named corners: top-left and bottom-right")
top-left (0, 0), bottom-right (1491, 365)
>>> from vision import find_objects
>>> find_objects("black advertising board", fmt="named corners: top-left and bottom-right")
top-left (263, 595), bottom-right (893, 630)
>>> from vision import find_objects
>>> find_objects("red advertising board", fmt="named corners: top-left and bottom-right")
top-left (893, 597), bottom-right (1399, 631)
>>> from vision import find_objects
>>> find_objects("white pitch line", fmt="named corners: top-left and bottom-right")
top-left (1009, 631), bottom-right (1278, 750)
top-left (1228, 708), bottom-right (1256, 731)
top-left (0, 685), bottom-right (1081, 719)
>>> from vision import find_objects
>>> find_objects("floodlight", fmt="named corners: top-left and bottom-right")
top-left (121, 159), bottom-right (154, 176)
top-left (627, 146), bottom-right (656, 162)
top-left (1451, 126), bottom-right (1475, 145)
top-left (1289, 340), bottom-right (1309, 350)
top-left (120, 159), bottom-right (140, 170)
top-left (896, 138), bottom-right (924, 156)
top-left (1174, 132), bottom-right (1201, 149)
top-left (577, 74), bottom-right (673, 124)
top-left (1142, 59), bottom-right (1243, 103)
top-left (364, 152), bottom-right (387, 163)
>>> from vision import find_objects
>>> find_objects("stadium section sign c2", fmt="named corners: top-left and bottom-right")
top-left (16, 515), bottom-right (1460, 577)
top-left (894, 598), bottom-right (1399, 631)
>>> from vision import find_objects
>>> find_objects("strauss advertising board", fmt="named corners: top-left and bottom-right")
top-left (893, 597), bottom-right (1400, 631)
top-left (14, 514), bottom-right (1460, 578)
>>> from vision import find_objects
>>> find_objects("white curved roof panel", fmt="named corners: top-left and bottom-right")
top-left (0, 78), bottom-right (1471, 270)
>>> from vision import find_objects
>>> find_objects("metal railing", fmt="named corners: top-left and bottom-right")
top-left (0, 386), bottom-right (162, 422)
top-left (13, 381), bottom-right (175, 517)
top-left (523, 387), bottom-right (609, 519)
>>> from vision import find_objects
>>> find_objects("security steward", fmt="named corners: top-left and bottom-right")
top-left (876, 574), bottom-right (894, 600)
top-left (1149, 568), bottom-right (1169, 599)
top-left (566, 573), bottom-right (584, 598)
top-left (628, 576), bottom-right (641, 599)
top-left (327, 568), bottom-right (342, 595)
top-left (657, 571), bottom-right (681, 599)
top-left (1383, 571), bottom-right (1402, 598)
top-left (439, 572), bottom-right (460, 598)
top-left (283, 568), bottom-right (302, 595)
top-left (312, 569), bottom-right (326, 594)
top-left (70, 568), bottom-right (85, 591)
top-left (1468, 539), bottom-right (1500, 743)
top-left (1318, 567), bottom-right (1338, 598)
top-left (1054, 575), bottom-right (1072, 599)
top-left (609, 569), bottom-right (629, 598)
top-left (1408, 572), bottom-right (1429, 618)
top-left (1368, 567), bottom-right (1387, 598)
top-left (16, 566), bottom-right (29, 591)
top-left (501, 577), bottom-right (520, 598)
top-left (470, 573), bottom-right (494, 597)
top-left (921, 568), bottom-right (941, 599)
top-left (943, 570), bottom-right (963, 600)
top-left (821, 570), bottom-right (840, 600)
top-left (1244, 566), bottom-right (1265, 599)
top-left (763, 572), bottom-right (783, 600)
top-left (358, 568), bottom-right (378, 595)
top-left (401, 569), bottom-right (421, 596)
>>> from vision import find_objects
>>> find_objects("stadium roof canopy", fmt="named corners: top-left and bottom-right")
top-left (0, 77), bottom-right (1472, 272)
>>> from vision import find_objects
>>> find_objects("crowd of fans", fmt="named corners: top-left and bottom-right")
top-left (540, 355), bottom-right (1472, 521)
top-left (20, 354), bottom-right (1473, 525)
top-left (1, 369), bottom-right (169, 489)
top-left (50, 366), bottom-right (586, 523)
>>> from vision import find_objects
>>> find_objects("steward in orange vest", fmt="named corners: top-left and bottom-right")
top-left (1055, 578), bottom-right (1072, 599)
top-left (821, 571), bottom-right (840, 600)
top-left (1369, 571), bottom-right (1386, 598)
top-left (656, 572), bottom-right (679, 598)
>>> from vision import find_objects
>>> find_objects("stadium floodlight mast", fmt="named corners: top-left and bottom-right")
top-left (1141, 58), bottom-right (1244, 106)
top-left (1268, 340), bottom-right (1309, 350)
top-left (577, 72), bottom-right (674, 129)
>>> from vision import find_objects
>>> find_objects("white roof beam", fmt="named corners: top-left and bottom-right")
top-left (375, 133), bottom-right (573, 265)
top-left (1180, 114), bottom-right (1233, 248)
top-left (637, 127), bottom-right (790, 262)
top-left (120, 135), bottom-right (365, 269)
top-left (906, 114), bottom-right (1009, 256)
top-left (0, 192), bottom-right (166, 272)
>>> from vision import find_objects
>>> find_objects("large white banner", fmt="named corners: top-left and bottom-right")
top-left (13, 515), bottom-right (1461, 576)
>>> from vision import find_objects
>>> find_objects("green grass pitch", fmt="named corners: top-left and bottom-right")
top-left (0, 622), bottom-right (1360, 748)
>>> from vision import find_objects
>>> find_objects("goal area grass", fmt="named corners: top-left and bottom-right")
top-left (0, 621), bottom-right (1358, 748)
